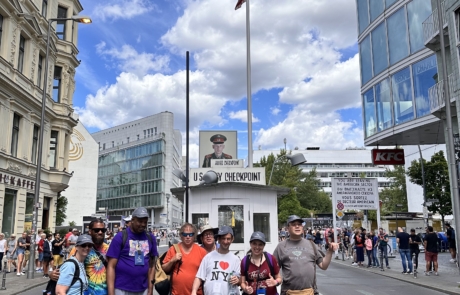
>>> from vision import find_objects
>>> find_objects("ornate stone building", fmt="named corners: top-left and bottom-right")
top-left (0, 0), bottom-right (84, 235)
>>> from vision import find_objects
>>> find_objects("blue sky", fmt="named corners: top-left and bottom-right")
top-left (75, 0), bottom-right (363, 167)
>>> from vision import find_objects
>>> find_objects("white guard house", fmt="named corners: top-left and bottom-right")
top-left (170, 160), bottom-right (289, 256)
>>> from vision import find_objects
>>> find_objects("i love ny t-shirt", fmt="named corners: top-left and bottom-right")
top-left (196, 250), bottom-right (240, 295)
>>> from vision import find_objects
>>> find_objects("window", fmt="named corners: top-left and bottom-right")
top-left (363, 88), bottom-right (376, 137)
top-left (37, 55), bottom-right (44, 88)
top-left (371, 23), bottom-right (388, 75)
top-left (392, 67), bottom-right (414, 124)
top-left (112, 141), bottom-right (114, 148)
top-left (412, 55), bottom-right (437, 118)
top-left (385, 0), bottom-right (397, 8)
top-left (127, 137), bottom-right (130, 143)
top-left (25, 193), bottom-right (35, 231)
top-left (154, 127), bottom-right (157, 135)
top-left (387, 8), bottom-right (409, 65)
top-left (42, 0), bottom-right (48, 18)
top-left (49, 131), bottom-right (58, 168)
top-left (18, 35), bottom-right (25, 73)
top-left (192, 214), bottom-right (209, 229)
top-left (2, 189), bottom-right (16, 237)
top-left (11, 114), bottom-right (20, 157)
top-left (359, 35), bottom-right (372, 85)
top-left (53, 66), bottom-right (62, 102)
top-left (357, 0), bottom-right (369, 34)
top-left (56, 6), bottom-right (67, 40)
top-left (103, 143), bottom-right (106, 150)
top-left (218, 205), bottom-right (243, 243)
top-left (31, 125), bottom-right (39, 164)
top-left (0, 14), bottom-right (3, 48)
top-left (254, 213), bottom-right (270, 242)
top-left (375, 78), bottom-right (392, 131)
top-left (407, 0), bottom-right (432, 53)
top-left (144, 130), bottom-right (146, 138)
top-left (369, 0), bottom-right (384, 22)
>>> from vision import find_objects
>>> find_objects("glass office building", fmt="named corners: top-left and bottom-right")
top-left (92, 112), bottom-right (183, 227)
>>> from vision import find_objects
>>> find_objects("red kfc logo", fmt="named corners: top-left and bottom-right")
top-left (371, 149), bottom-right (405, 165)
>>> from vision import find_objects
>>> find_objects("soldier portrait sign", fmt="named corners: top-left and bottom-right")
top-left (199, 130), bottom-right (237, 168)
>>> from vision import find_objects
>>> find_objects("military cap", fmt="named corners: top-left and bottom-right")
top-left (210, 134), bottom-right (227, 144)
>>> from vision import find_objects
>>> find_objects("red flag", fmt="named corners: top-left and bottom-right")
top-left (235, 0), bottom-right (246, 10)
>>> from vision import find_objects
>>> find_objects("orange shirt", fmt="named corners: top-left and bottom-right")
top-left (163, 243), bottom-right (207, 295)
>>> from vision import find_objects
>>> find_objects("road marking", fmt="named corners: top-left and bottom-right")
top-left (357, 290), bottom-right (374, 295)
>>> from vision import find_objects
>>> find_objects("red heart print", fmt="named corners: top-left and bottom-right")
top-left (219, 261), bottom-right (229, 270)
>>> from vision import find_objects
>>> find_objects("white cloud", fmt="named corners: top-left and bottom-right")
top-left (96, 42), bottom-right (170, 76)
top-left (229, 110), bottom-right (260, 123)
top-left (93, 0), bottom-right (154, 22)
top-left (271, 107), bottom-right (281, 116)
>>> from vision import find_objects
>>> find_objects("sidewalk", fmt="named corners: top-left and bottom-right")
top-left (0, 270), bottom-right (47, 295)
top-left (332, 251), bottom-right (460, 294)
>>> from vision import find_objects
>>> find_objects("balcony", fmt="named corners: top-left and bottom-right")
top-left (429, 73), bottom-right (458, 116)
top-left (423, 1), bottom-right (448, 51)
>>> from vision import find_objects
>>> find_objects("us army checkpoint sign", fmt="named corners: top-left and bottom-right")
top-left (331, 178), bottom-right (379, 210)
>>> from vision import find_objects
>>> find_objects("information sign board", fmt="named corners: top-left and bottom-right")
top-left (332, 178), bottom-right (379, 210)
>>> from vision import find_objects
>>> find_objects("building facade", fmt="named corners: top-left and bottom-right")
top-left (253, 149), bottom-right (391, 196)
top-left (92, 112), bottom-right (183, 228)
top-left (0, 0), bottom-right (85, 236)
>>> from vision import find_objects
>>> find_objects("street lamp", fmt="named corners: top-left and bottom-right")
top-left (27, 14), bottom-right (92, 280)
top-left (268, 153), bottom-right (307, 185)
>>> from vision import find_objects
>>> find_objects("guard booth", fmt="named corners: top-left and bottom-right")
top-left (171, 181), bottom-right (289, 257)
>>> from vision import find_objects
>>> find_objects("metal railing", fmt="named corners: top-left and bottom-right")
top-left (429, 73), bottom-right (458, 112)
top-left (422, 0), bottom-right (447, 45)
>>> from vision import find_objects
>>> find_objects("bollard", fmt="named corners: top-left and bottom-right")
top-left (1, 260), bottom-right (7, 290)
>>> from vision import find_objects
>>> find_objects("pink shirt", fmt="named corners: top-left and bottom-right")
top-left (365, 239), bottom-right (373, 250)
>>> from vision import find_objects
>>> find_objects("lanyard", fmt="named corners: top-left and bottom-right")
top-left (252, 254), bottom-right (263, 292)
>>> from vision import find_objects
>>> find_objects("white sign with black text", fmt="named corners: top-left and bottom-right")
top-left (189, 168), bottom-right (266, 186)
top-left (331, 178), bottom-right (379, 210)
top-left (211, 159), bottom-right (245, 168)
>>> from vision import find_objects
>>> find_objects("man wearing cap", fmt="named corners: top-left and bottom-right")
top-left (202, 134), bottom-right (233, 167)
top-left (197, 225), bottom-right (218, 253)
top-left (191, 226), bottom-right (240, 295)
top-left (107, 207), bottom-right (158, 295)
top-left (274, 215), bottom-right (338, 295)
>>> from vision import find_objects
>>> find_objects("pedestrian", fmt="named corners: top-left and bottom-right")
top-left (107, 207), bottom-right (158, 295)
top-left (377, 228), bottom-right (390, 270)
top-left (371, 230), bottom-right (380, 268)
top-left (0, 233), bottom-right (6, 271)
top-left (314, 230), bottom-right (322, 249)
top-left (197, 225), bottom-right (218, 253)
top-left (445, 222), bottom-right (457, 263)
top-left (409, 229), bottom-right (421, 274)
top-left (52, 233), bottom-right (66, 268)
top-left (240, 232), bottom-right (282, 295)
top-left (42, 233), bottom-right (53, 278)
top-left (396, 227), bottom-right (412, 274)
top-left (56, 234), bottom-right (94, 295)
top-left (424, 226), bottom-right (439, 276)
top-left (35, 229), bottom-right (44, 271)
top-left (16, 232), bottom-right (28, 275)
top-left (191, 226), bottom-right (240, 295)
top-left (162, 223), bottom-right (207, 295)
top-left (36, 233), bottom-right (46, 273)
top-left (274, 215), bottom-right (338, 295)
top-left (6, 234), bottom-right (17, 273)
top-left (365, 234), bottom-right (373, 267)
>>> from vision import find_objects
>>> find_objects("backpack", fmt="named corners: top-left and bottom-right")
top-left (119, 228), bottom-right (155, 259)
top-left (241, 252), bottom-right (275, 280)
top-left (154, 244), bottom-right (181, 295)
top-left (45, 259), bottom-right (83, 295)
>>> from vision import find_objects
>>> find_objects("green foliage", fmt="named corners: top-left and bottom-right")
top-left (379, 165), bottom-right (408, 215)
top-left (258, 151), bottom-right (331, 224)
top-left (58, 228), bottom-right (68, 236)
top-left (56, 195), bottom-right (68, 226)
top-left (68, 221), bottom-right (76, 227)
top-left (407, 151), bottom-right (452, 221)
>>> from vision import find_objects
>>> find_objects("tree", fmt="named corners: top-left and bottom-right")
top-left (278, 192), bottom-right (310, 225)
top-left (56, 195), bottom-right (68, 226)
top-left (379, 165), bottom-right (408, 215)
top-left (407, 151), bottom-right (452, 224)
top-left (296, 169), bottom-right (332, 213)
top-left (68, 221), bottom-right (76, 227)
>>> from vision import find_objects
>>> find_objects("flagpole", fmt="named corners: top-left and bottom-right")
top-left (246, 0), bottom-right (253, 167)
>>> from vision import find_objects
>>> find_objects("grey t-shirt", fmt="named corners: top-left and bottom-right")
top-left (69, 234), bottom-right (78, 246)
top-left (273, 238), bottom-right (322, 292)
top-left (17, 237), bottom-right (27, 249)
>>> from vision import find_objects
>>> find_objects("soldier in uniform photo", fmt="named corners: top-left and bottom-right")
top-left (202, 134), bottom-right (233, 167)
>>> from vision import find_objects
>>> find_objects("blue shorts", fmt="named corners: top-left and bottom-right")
top-left (16, 248), bottom-right (25, 255)
top-left (38, 252), bottom-right (44, 261)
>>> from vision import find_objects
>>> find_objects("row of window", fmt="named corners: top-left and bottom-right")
top-left (96, 193), bottom-right (163, 211)
top-left (363, 54), bottom-right (437, 138)
top-left (357, 0), bottom-right (398, 34)
top-left (359, 0), bottom-right (432, 85)
top-left (97, 153), bottom-right (164, 177)
top-left (9, 113), bottom-right (58, 168)
top-left (97, 180), bottom-right (164, 199)
top-left (97, 167), bottom-right (163, 189)
top-left (98, 141), bottom-right (163, 165)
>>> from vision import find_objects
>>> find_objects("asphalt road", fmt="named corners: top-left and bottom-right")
top-left (316, 262), bottom-right (447, 295)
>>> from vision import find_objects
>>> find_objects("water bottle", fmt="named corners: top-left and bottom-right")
top-left (228, 271), bottom-right (239, 295)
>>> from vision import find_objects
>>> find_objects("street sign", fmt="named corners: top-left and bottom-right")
top-left (331, 178), bottom-right (379, 210)
top-left (160, 213), bottom-right (167, 218)
top-left (337, 202), bottom-right (344, 210)
top-left (427, 199), bottom-right (439, 203)
top-left (336, 210), bottom-right (344, 219)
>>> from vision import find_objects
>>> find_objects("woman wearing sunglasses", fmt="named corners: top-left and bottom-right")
top-left (56, 234), bottom-right (93, 295)
top-left (162, 223), bottom-right (208, 295)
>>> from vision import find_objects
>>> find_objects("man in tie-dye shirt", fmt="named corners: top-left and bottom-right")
top-left (52, 218), bottom-right (109, 295)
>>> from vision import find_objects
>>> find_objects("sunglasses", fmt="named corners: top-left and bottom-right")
top-left (91, 228), bottom-right (107, 233)
top-left (79, 244), bottom-right (93, 249)
top-left (181, 232), bottom-right (195, 237)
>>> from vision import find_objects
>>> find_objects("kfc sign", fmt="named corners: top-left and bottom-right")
top-left (371, 149), bottom-right (405, 165)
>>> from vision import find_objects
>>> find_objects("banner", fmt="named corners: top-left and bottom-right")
top-left (189, 167), bottom-right (265, 186)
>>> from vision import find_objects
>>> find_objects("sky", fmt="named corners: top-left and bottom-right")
top-left (75, 0), bottom-right (362, 167)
